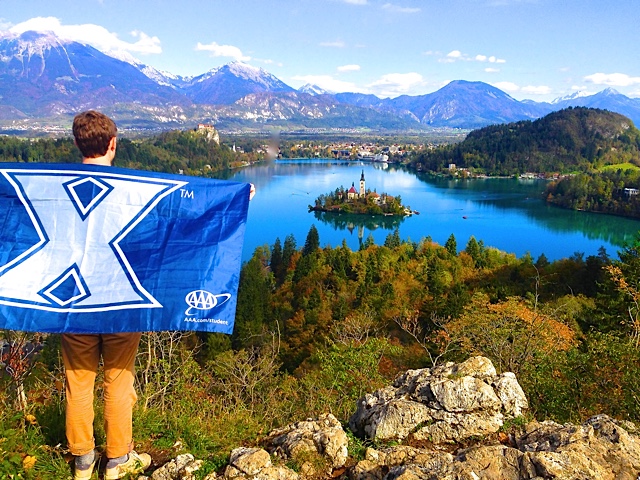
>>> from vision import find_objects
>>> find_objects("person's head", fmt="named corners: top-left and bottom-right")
top-left (72, 110), bottom-right (117, 160)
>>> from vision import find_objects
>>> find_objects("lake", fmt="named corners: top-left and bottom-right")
top-left (228, 159), bottom-right (640, 262)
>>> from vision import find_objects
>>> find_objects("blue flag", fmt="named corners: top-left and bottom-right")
top-left (0, 163), bottom-right (250, 334)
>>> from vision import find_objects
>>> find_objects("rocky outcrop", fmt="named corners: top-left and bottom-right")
top-left (350, 414), bottom-right (640, 480)
top-left (143, 454), bottom-right (208, 480)
top-left (142, 357), bottom-right (640, 479)
top-left (265, 413), bottom-right (349, 471)
top-left (224, 447), bottom-right (299, 480)
top-left (349, 356), bottom-right (528, 444)
top-left (177, 414), bottom-right (347, 480)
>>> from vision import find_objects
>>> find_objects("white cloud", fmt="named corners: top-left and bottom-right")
top-left (9, 16), bottom-right (161, 55)
top-left (521, 85), bottom-right (551, 95)
top-left (440, 50), bottom-right (505, 64)
top-left (256, 58), bottom-right (283, 67)
top-left (491, 82), bottom-right (551, 96)
top-left (367, 72), bottom-right (425, 97)
top-left (484, 67), bottom-right (500, 73)
top-left (291, 74), bottom-right (363, 93)
top-left (196, 41), bottom-right (250, 61)
top-left (439, 50), bottom-right (462, 63)
top-left (337, 64), bottom-right (361, 72)
top-left (478, 54), bottom-right (506, 63)
top-left (320, 40), bottom-right (346, 48)
top-left (584, 72), bottom-right (640, 87)
top-left (382, 3), bottom-right (422, 13)
top-left (492, 81), bottom-right (519, 92)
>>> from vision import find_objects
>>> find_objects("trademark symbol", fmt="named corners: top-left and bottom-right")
top-left (180, 189), bottom-right (194, 199)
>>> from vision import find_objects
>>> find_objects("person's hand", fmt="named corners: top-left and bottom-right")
top-left (249, 183), bottom-right (256, 201)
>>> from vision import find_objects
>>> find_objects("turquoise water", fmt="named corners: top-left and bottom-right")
top-left (229, 159), bottom-right (640, 261)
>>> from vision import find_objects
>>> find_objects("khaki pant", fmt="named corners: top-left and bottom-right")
top-left (61, 333), bottom-right (142, 458)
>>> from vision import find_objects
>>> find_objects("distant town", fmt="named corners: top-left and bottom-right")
top-left (252, 140), bottom-right (443, 163)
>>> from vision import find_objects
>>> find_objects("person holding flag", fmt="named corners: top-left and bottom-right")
top-left (65, 110), bottom-right (152, 480)
top-left (0, 109), bottom-right (255, 479)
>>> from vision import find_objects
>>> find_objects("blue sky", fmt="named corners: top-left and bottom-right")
top-left (1, 0), bottom-right (639, 102)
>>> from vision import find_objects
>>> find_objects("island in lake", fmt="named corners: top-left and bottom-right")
top-left (309, 170), bottom-right (415, 216)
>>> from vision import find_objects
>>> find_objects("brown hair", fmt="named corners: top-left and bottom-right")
top-left (72, 110), bottom-right (117, 158)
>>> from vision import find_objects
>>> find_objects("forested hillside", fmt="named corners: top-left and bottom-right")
top-left (232, 227), bottom-right (628, 377)
top-left (0, 128), bottom-right (256, 175)
top-left (544, 168), bottom-right (640, 217)
top-left (4, 223), bottom-right (640, 477)
top-left (412, 107), bottom-right (640, 175)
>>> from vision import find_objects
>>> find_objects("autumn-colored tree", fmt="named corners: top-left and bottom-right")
top-left (441, 293), bottom-right (576, 373)
top-left (605, 264), bottom-right (640, 347)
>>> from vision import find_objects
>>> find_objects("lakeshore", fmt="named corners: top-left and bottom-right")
top-left (227, 159), bottom-right (640, 261)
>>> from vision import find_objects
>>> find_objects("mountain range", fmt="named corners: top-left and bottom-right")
top-left (2, 30), bottom-right (640, 132)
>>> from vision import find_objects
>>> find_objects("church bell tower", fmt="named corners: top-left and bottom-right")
top-left (359, 170), bottom-right (365, 197)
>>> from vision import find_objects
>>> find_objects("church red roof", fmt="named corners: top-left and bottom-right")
top-left (348, 185), bottom-right (358, 193)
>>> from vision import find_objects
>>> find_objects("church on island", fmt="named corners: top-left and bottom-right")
top-left (309, 170), bottom-right (413, 216)
top-left (345, 171), bottom-right (384, 205)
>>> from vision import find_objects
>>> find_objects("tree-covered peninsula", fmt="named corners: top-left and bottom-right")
top-left (410, 107), bottom-right (640, 218)
top-left (411, 107), bottom-right (640, 176)
top-left (309, 170), bottom-right (412, 216)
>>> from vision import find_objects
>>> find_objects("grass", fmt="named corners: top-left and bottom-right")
top-left (0, 392), bottom-right (266, 479)
top-left (0, 410), bottom-right (71, 479)
top-left (345, 429), bottom-right (368, 462)
top-left (0, 336), bottom-right (393, 478)
top-left (599, 162), bottom-right (640, 172)
top-left (499, 414), bottom-right (531, 433)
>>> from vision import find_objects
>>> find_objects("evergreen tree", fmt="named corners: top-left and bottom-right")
top-left (445, 233), bottom-right (458, 256)
top-left (465, 236), bottom-right (481, 265)
top-left (362, 234), bottom-right (376, 250)
top-left (270, 237), bottom-right (283, 284)
top-left (282, 234), bottom-right (297, 271)
top-left (384, 228), bottom-right (401, 248)
top-left (234, 248), bottom-right (272, 348)
top-left (303, 224), bottom-right (320, 256)
top-left (535, 253), bottom-right (550, 269)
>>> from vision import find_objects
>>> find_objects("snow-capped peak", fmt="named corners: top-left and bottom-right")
top-left (1, 30), bottom-right (68, 57)
top-left (299, 84), bottom-right (331, 95)
top-left (601, 87), bottom-right (621, 96)
top-left (104, 49), bottom-right (139, 65)
top-left (552, 90), bottom-right (591, 104)
top-left (103, 49), bottom-right (146, 70)
top-left (103, 49), bottom-right (183, 86)
top-left (226, 61), bottom-right (279, 85)
top-left (193, 61), bottom-right (287, 90)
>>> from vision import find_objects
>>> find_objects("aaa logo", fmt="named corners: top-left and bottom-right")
top-left (185, 290), bottom-right (231, 316)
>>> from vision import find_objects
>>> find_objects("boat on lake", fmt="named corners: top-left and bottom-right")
top-left (357, 153), bottom-right (389, 162)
